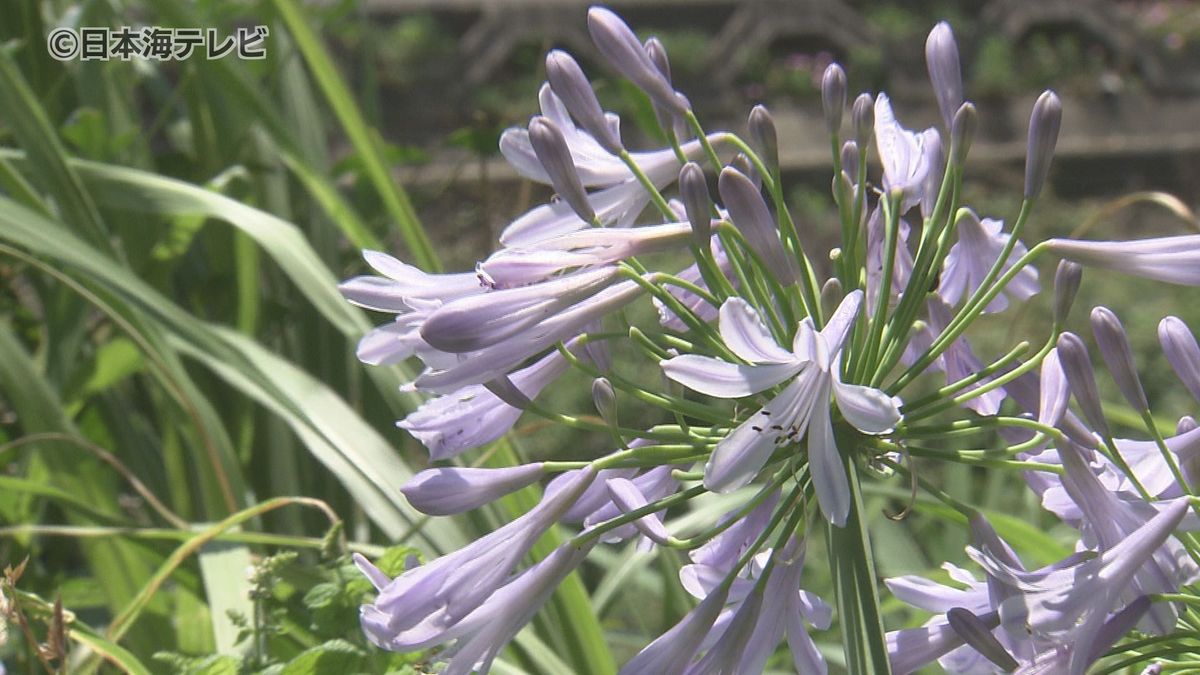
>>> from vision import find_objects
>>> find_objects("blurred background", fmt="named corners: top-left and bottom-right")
top-left (1, 0), bottom-right (1200, 672)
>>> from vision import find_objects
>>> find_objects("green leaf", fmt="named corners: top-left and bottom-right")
top-left (280, 639), bottom-right (366, 674)
top-left (197, 539), bottom-right (255, 655)
top-left (269, 0), bottom-right (440, 272)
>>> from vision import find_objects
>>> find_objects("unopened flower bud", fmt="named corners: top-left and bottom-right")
top-left (718, 167), bottom-right (795, 285)
top-left (644, 37), bottom-right (671, 81)
top-left (925, 21), bottom-right (963, 131)
top-left (821, 63), bottom-right (847, 134)
top-left (950, 102), bottom-right (977, 167)
top-left (679, 162), bottom-right (711, 246)
top-left (1056, 331), bottom-right (1110, 437)
top-left (1052, 260), bottom-right (1082, 324)
top-left (946, 608), bottom-right (1016, 671)
top-left (528, 116), bottom-right (595, 223)
top-left (592, 377), bottom-right (619, 428)
top-left (820, 278), bottom-right (843, 318)
top-left (840, 140), bottom-right (859, 179)
top-left (748, 105), bottom-right (778, 171)
top-left (588, 7), bottom-right (686, 116)
top-left (1159, 316), bottom-right (1200, 403)
top-left (852, 93), bottom-right (874, 148)
top-left (545, 50), bottom-right (623, 154)
top-left (1024, 90), bottom-right (1062, 200)
top-left (1090, 306), bottom-right (1149, 413)
top-left (732, 153), bottom-right (761, 190)
top-left (401, 464), bottom-right (546, 516)
top-left (1179, 416), bottom-right (1198, 435)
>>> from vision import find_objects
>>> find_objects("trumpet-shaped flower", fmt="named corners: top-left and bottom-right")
top-left (661, 292), bottom-right (901, 525)
top-left (940, 210), bottom-right (1039, 312)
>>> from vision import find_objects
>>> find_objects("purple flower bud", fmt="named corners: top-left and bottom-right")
top-left (821, 63), bottom-right (847, 134)
top-left (1053, 260), bottom-right (1083, 324)
top-left (592, 377), bottom-right (618, 427)
top-left (950, 102), bottom-right (977, 167)
top-left (731, 153), bottom-right (760, 191)
top-left (1024, 90), bottom-right (1063, 200)
top-left (1180, 416), bottom-right (1198, 434)
top-left (748, 104), bottom-right (779, 170)
top-left (852, 92), bottom-right (874, 149)
top-left (925, 21), bottom-right (963, 131)
top-left (840, 140), bottom-right (859, 179)
top-left (644, 37), bottom-right (671, 82)
top-left (1091, 306), bottom-right (1149, 413)
top-left (1057, 331), bottom-right (1110, 437)
top-left (718, 167), bottom-right (796, 285)
top-left (605, 477), bottom-right (670, 545)
top-left (421, 266), bottom-right (620, 353)
top-left (1159, 316), bottom-right (1200, 403)
top-left (528, 116), bottom-right (595, 223)
top-left (1046, 234), bottom-right (1200, 286)
top-left (400, 464), bottom-right (547, 516)
top-left (587, 7), bottom-right (687, 116)
top-left (679, 162), bottom-right (711, 246)
top-left (643, 37), bottom-right (679, 135)
top-left (545, 50), bottom-right (623, 154)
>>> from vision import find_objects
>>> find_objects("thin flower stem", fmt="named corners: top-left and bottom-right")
top-left (553, 341), bottom-right (730, 425)
top-left (855, 190), bottom-right (902, 383)
top-left (665, 469), bottom-right (794, 550)
top-left (889, 236), bottom-right (1047, 394)
top-left (572, 485), bottom-right (708, 547)
top-left (900, 340), bottom-right (1030, 413)
top-left (686, 112), bottom-right (725, 172)
top-left (875, 454), bottom-right (979, 519)
top-left (619, 150), bottom-right (676, 221)
top-left (908, 333), bottom-right (1056, 422)
top-left (714, 225), bottom-right (790, 343)
top-left (718, 132), bottom-right (821, 325)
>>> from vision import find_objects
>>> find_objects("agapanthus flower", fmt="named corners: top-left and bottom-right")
top-left (339, 8), bottom-right (1200, 673)
top-left (661, 291), bottom-right (902, 525)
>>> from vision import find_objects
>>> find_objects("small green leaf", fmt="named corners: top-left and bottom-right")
top-left (279, 639), bottom-right (367, 675)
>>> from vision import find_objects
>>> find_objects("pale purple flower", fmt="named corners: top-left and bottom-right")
top-left (478, 222), bottom-right (691, 289)
top-left (355, 465), bottom-right (596, 642)
top-left (1042, 441), bottom-right (1198, 635)
top-left (420, 266), bottom-right (621, 353)
top-left (619, 579), bottom-right (731, 675)
top-left (661, 292), bottom-right (901, 525)
top-left (874, 92), bottom-right (941, 210)
top-left (970, 499), bottom-right (1190, 674)
top-left (412, 277), bottom-right (645, 393)
top-left (398, 345), bottom-right (573, 459)
top-left (865, 206), bottom-right (915, 313)
top-left (1159, 316), bottom-right (1200, 403)
top-left (605, 477), bottom-right (671, 547)
top-left (939, 210), bottom-right (1039, 312)
top-left (400, 464), bottom-right (547, 516)
top-left (1024, 90), bottom-right (1063, 200)
top-left (888, 501), bottom-right (1191, 674)
top-left (1045, 234), bottom-right (1200, 286)
top-left (1091, 306), bottom-right (1149, 413)
top-left (821, 63), bottom-right (847, 134)
top-left (584, 464), bottom-right (679, 544)
top-left (339, 251), bottom-right (486, 365)
top-left (926, 299), bottom-right (1007, 416)
top-left (359, 539), bottom-right (595, 674)
top-left (718, 167), bottom-right (796, 285)
top-left (926, 21), bottom-right (963, 131)
top-left (587, 7), bottom-right (687, 117)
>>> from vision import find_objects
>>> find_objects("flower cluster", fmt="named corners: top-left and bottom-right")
top-left (341, 7), bottom-right (1200, 674)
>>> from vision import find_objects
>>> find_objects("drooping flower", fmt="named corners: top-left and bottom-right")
top-left (939, 210), bottom-right (1039, 312)
top-left (1045, 234), bottom-right (1200, 286)
top-left (661, 292), bottom-right (902, 525)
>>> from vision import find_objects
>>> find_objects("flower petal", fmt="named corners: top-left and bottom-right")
top-left (808, 388), bottom-right (850, 526)
top-left (833, 378), bottom-right (902, 434)
top-left (661, 354), bottom-right (801, 398)
top-left (719, 297), bottom-right (794, 364)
